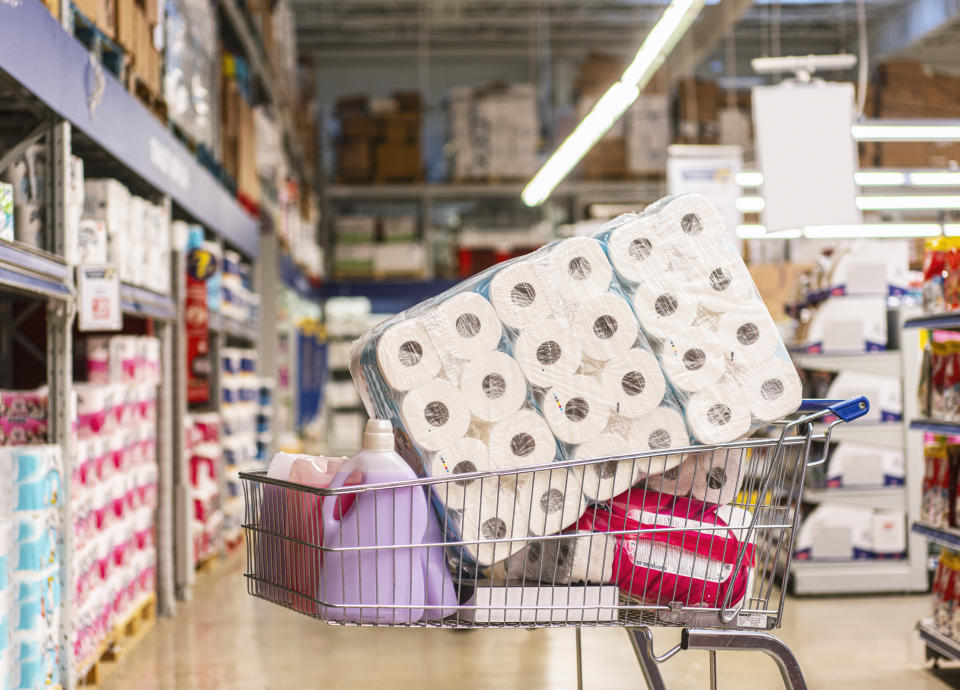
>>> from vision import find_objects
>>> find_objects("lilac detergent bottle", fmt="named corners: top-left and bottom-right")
top-left (321, 419), bottom-right (429, 623)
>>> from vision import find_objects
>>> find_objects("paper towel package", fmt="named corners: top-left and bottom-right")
top-left (799, 295), bottom-right (888, 353)
top-left (348, 193), bottom-right (800, 570)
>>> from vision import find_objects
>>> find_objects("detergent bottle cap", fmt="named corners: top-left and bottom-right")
top-left (363, 419), bottom-right (395, 452)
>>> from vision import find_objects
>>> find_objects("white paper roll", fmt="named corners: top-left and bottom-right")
top-left (691, 257), bottom-right (754, 311)
top-left (645, 460), bottom-right (694, 498)
top-left (686, 388), bottom-right (752, 445)
top-left (429, 437), bottom-right (493, 508)
top-left (743, 357), bottom-right (803, 422)
top-left (542, 375), bottom-right (611, 445)
top-left (606, 216), bottom-right (675, 285)
top-left (717, 307), bottom-right (780, 367)
top-left (654, 194), bottom-right (728, 256)
top-left (574, 434), bottom-right (641, 502)
top-left (547, 237), bottom-right (613, 303)
top-left (631, 286), bottom-right (698, 339)
top-left (573, 293), bottom-right (639, 362)
top-left (459, 479), bottom-right (529, 565)
top-left (488, 409), bottom-right (558, 469)
top-left (626, 405), bottom-right (689, 476)
top-left (514, 318), bottom-right (582, 389)
top-left (658, 329), bottom-right (725, 393)
top-left (518, 468), bottom-right (588, 536)
top-left (680, 449), bottom-right (748, 505)
top-left (376, 319), bottom-right (442, 391)
top-left (459, 351), bottom-right (527, 423)
top-left (400, 379), bottom-right (471, 451)
top-left (431, 292), bottom-right (503, 360)
top-left (489, 261), bottom-right (553, 330)
top-left (600, 348), bottom-right (666, 418)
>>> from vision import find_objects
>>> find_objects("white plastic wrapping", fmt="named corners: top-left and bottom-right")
top-left (349, 193), bottom-right (800, 567)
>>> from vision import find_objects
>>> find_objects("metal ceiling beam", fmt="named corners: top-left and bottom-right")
top-left (869, 0), bottom-right (960, 57)
top-left (663, 0), bottom-right (755, 78)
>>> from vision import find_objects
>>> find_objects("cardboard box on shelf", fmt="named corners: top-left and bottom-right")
top-left (375, 143), bottom-right (421, 183)
top-left (338, 139), bottom-right (375, 183)
top-left (382, 113), bottom-right (421, 144)
top-left (75, 0), bottom-right (116, 38)
top-left (116, 0), bottom-right (136, 51)
top-left (582, 139), bottom-right (627, 180)
top-left (340, 114), bottom-right (379, 140)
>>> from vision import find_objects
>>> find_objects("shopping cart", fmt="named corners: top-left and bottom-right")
top-left (240, 396), bottom-right (868, 690)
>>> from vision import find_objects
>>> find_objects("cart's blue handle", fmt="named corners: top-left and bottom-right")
top-left (798, 397), bottom-right (870, 422)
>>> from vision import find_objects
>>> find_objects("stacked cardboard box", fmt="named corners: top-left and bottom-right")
top-left (448, 83), bottom-right (539, 181)
top-left (73, 0), bottom-right (117, 38)
top-left (336, 93), bottom-right (423, 184)
top-left (861, 62), bottom-right (960, 168)
top-left (116, 0), bottom-right (161, 95)
top-left (676, 77), bottom-right (720, 145)
top-left (221, 55), bottom-right (260, 206)
top-left (332, 214), bottom-right (427, 279)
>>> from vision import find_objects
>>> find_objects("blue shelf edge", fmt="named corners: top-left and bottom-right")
top-left (912, 522), bottom-right (960, 550)
top-left (322, 279), bottom-right (459, 314)
top-left (0, 0), bottom-right (258, 257)
top-left (120, 283), bottom-right (176, 321)
top-left (904, 313), bottom-right (960, 330)
top-left (0, 240), bottom-right (72, 299)
top-left (910, 419), bottom-right (960, 435)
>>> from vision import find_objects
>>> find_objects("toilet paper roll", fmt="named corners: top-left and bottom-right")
top-left (574, 434), bottom-right (641, 502)
top-left (659, 329), bottom-right (725, 393)
top-left (460, 480), bottom-right (529, 566)
top-left (431, 292), bottom-right (503, 360)
top-left (429, 437), bottom-right (493, 509)
top-left (654, 194), bottom-right (727, 256)
top-left (547, 237), bottom-right (613, 303)
top-left (743, 357), bottom-right (803, 422)
top-left (459, 351), bottom-right (527, 423)
top-left (489, 261), bottom-right (553, 330)
top-left (400, 379), bottom-right (471, 451)
top-left (376, 319), bottom-right (442, 391)
top-left (631, 286), bottom-right (698, 339)
top-left (573, 293), bottom-right (639, 362)
top-left (691, 257), bottom-right (754, 311)
top-left (680, 449), bottom-right (748, 505)
top-left (606, 216), bottom-right (676, 285)
top-left (503, 532), bottom-right (616, 585)
top-left (518, 468), bottom-right (588, 536)
top-left (489, 409), bottom-right (558, 469)
top-left (600, 348), bottom-right (666, 418)
top-left (542, 375), bottom-right (611, 445)
top-left (626, 406), bottom-right (689, 476)
top-left (717, 307), bottom-right (780, 367)
top-left (514, 318), bottom-right (582, 389)
top-left (646, 459), bottom-right (694, 497)
top-left (686, 388), bottom-right (752, 445)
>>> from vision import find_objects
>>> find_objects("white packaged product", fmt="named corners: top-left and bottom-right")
top-left (349, 193), bottom-right (800, 570)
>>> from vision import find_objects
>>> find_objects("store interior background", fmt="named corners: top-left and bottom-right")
top-left (1, 0), bottom-right (960, 687)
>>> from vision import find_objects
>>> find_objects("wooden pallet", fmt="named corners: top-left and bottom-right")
top-left (126, 70), bottom-right (167, 123)
top-left (78, 593), bottom-right (157, 688)
top-left (68, 4), bottom-right (125, 81)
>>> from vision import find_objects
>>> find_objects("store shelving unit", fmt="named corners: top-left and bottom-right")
top-left (917, 619), bottom-right (960, 664)
top-left (788, 309), bottom-right (928, 594)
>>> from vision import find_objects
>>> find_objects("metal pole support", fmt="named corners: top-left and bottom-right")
top-left (682, 628), bottom-right (807, 690)
top-left (626, 627), bottom-right (668, 690)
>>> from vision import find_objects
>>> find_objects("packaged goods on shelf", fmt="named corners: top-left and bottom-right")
top-left (349, 193), bottom-right (801, 571)
top-left (220, 250), bottom-right (260, 323)
top-left (0, 143), bottom-right (48, 249)
top-left (333, 243), bottom-right (375, 279)
top-left (325, 380), bottom-right (360, 409)
top-left (919, 338), bottom-right (960, 421)
top-left (815, 240), bottom-right (910, 299)
top-left (185, 413), bottom-right (222, 563)
top-left (826, 443), bottom-right (905, 488)
top-left (335, 92), bottom-right (423, 184)
top-left (220, 348), bottom-right (263, 542)
top-left (83, 335), bottom-right (162, 387)
top-left (795, 295), bottom-right (888, 353)
top-left (373, 243), bottom-right (427, 278)
top-left (333, 215), bottom-right (377, 244)
top-left (0, 181), bottom-right (12, 241)
top-left (164, 0), bottom-right (217, 152)
top-left (381, 216), bottom-right (418, 243)
top-left (0, 388), bottom-right (48, 446)
top-left (794, 505), bottom-right (906, 560)
top-left (826, 372), bottom-right (901, 422)
top-left (923, 435), bottom-right (951, 528)
top-left (933, 550), bottom-right (960, 637)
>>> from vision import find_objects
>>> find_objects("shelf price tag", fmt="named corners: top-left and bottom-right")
top-left (77, 265), bottom-right (121, 331)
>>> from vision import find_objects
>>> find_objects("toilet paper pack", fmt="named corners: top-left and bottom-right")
top-left (349, 193), bottom-right (798, 570)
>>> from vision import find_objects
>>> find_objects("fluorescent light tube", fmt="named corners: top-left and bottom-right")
top-left (803, 223), bottom-right (942, 238)
top-left (735, 224), bottom-right (768, 238)
top-left (735, 196), bottom-right (765, 212)
top-left (945, 224), bottom-right (960, 237)
top-left (854, 171), bottom-right (907, 186)
top-left (735, 171), bottom-right (764, 187)
top-left (523, 0), bottom-right (705, 206)
top-left (856, 195), bottom-right (960, 210)
top-left (522, 81), bottom-right (639, 207)
top-left (910, 172), bottom-right (960, 186)
top-left (851, 123), bottom-right (960, 142)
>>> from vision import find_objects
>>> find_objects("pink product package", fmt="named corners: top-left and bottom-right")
top-left (85, 337), bottom-right (111, 384)
top-left (0, 416), bottom-right (47, 445)
top-left (0, 387), bottom-right (48, 420)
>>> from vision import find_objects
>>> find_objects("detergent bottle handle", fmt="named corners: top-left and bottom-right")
top-left (320, 457), bottom-right (364, 537)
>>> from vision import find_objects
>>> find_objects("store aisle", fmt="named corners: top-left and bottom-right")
top-left (103, 549), bottom-right (955, 690)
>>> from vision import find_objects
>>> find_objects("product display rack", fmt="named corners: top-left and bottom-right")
top-left (917, 619), bottom-right (960, 665)
top-left (0, 4), bottom-right (263, 687)
top-left (787, 309), bottom-right (928, 594)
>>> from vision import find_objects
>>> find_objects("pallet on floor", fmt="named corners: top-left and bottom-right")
top-left (78, 593), bottom-right (157, 688)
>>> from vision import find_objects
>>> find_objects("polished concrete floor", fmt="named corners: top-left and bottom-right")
top-left (103, 549), bottom-right (959, 689)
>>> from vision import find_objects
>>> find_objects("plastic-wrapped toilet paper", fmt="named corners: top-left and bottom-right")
top-left (429, 437), bottom-right (493, 508)
top-left (717, 307), bottom-right (780, 367)
top-left (489, 261), bottom-right (552, 330)
top-left (459, 479), bottom-right (529, 565)
top-left (626, 406), bottom-right (689, 475)
top-left (646, 461), bottom-right (695, 497)
top-left (547, 237), bottom-right (613, 302)
top-left (488, 409), bottom-right (557, 469)
top-left (693, 256), bottom-right (754, 310)
top-left (573, 293), bottom-right (638, 362)
top-left (677, 450), bottom-right (747, 505)
top-left (743, 358), bottom-right (803, 423)
top-left (574, 434), bottom-right (640, 502)
top-left (400, 379), bottom-right (471, 451)
top-left (430, 292), bottom-right (502, 360)
top-left (600, 348), bottom-right (666, 418)
top-left (519, 469), bottom-right (588, 536)
top-left (542, 375), bottom-right (611, 445)
top-left (514, 318), bottom-right (582, 389)
top-left (459, 351), bottom-right (527, 423)
top-left (376, 319), bottom-right (441, 391)
top-left (504, 532), bottom-right (616, 584)
top-left (632, 286), bottom-right (698, 339)
top-left (686, 388), bottom-right (752, 445)
top-left (605, 215), bottom-right (675, 285)
top-left (654, 194), bottom-right (728, 255)
top-left (659, 329), bottom-right (725, 393)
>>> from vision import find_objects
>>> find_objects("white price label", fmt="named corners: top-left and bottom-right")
top-left (77, 265), bottom-right (121, 332)
top-left (737, 613), bottom-right (769, 629)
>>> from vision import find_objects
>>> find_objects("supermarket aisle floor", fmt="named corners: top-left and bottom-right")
top-left (103, 549), bottom-right (957, 690)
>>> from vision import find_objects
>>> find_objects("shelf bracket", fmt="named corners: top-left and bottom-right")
top-left (0, 121), bottom-right (48, 174)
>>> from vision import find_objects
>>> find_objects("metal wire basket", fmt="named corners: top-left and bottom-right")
top-left (241, 396), bottom-right (868, 690)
